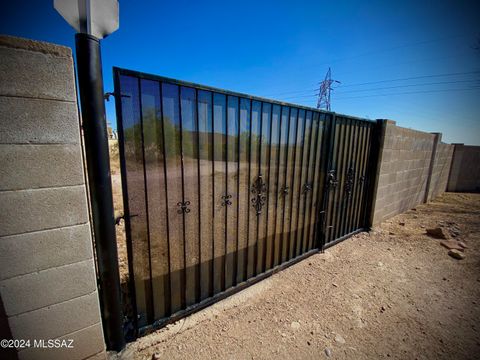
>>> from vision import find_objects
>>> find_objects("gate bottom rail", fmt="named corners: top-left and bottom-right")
top-left (137, 247), bottom-right (320, 337)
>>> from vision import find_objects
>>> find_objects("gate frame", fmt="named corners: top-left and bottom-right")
top-left (113, 67), bottom-right (383, 338)
top-left (320, 118), bottom-right (384, 250)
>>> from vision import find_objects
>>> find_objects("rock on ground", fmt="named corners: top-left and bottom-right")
top-left (448, 249), bottom-right (466, 260)
top-left (426, 227), bottom-right (448, 239)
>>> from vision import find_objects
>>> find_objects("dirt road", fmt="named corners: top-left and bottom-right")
top-left (112, 193), bottom-right (480, 360)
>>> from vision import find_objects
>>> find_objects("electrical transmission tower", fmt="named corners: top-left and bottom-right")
top-left (317, 67), bottom-right (340, 111)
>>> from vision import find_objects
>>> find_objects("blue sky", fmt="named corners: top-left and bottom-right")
top-left (1, 0), bottom-right (479, 144)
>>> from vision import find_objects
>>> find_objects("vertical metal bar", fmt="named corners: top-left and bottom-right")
top-left (287, 109), bottom-right (299, 259)
top-left (294, 110), bottom-right (308, 256)
top-left (339, 118), bottom-right (353, 237)
top-left (343, 119), bottom-right (356, 234)
top-left (347, 120), bottom-right (361, 234)
top-left (316, 113), bottom-right (335, 250)
top-left (330, 117), bottom-right (347, 240)
top-left (327, 116), bottom-right (342, 244)
top-left (348, 119), bottom-right (360, 232)
top-left (358, 124), bottom-right (372, 227)
top-left (334, 118), bottom-right (349, 240)
top-left (355, 123), bottom-right (367, 230)
top-left (224, 96), bottom-right (229, 290)
top-left (272, 107), bottom-right (284, 266)
top-left (299, 111), bottom-right (313, 253)
top-left (333, 118), bottom-right (346, 240)
top-left (254, 102), bottom-right (264, 275)
top-left (212, 94), bottom-right (226, 294)
top-left (210, 91), bottom-right (215, 297)
top-left (245, 99), bottom-right (253, 279)
top-left (305, 112), bottom-right (321, 250)
top-left (355, 122), bottom-right (367, 232)
top-left (235, 96), bottom-right (241, 285)
top-left (157, 82), bottom-right (172, 316)
top-left (195, 88), bottom-right (201, 302)
top-left (280, 107), bottom-right (291, 263)
top-left (177, 85), bottom-right (187, 309)
top-left (264, 105), bottom-right (274, 272)
top-left (113, 69), bottom-right (138, 340)
top-left (359, 123), bottom-right (373, 227)
top-left (306, 112), bottom-right (325, 248)
top-left (136, 78), bottom-right (154, 324)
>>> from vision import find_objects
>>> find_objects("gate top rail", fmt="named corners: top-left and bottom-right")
top-left (113, 67), bottom-right (375, 124)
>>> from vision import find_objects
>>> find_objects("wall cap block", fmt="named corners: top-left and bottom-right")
top-left (0, 35), bottom-right (71, 58)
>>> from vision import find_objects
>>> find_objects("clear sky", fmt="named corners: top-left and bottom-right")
top-left (1, 0), bottom-right (479, 144)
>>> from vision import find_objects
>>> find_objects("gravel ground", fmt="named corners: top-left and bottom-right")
top-left (109, 192), bottom-right (480, 360)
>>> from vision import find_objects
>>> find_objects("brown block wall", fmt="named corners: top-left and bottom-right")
top-left (447, 144), bottom-right (480, 192)
top-left (0, 36), bottom-right (106, 360)
top-left (372, 121), bottom-right (452, 225)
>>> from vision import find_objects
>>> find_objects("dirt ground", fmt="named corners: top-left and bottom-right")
top-left (109, 192), bottom-right (480, 360)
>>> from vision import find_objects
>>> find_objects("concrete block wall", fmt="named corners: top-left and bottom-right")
top-left (373, 120), bottom-right (437, 224)
top-left (0, 36), bottom-right (106, 360)
top-left (447, 144), bottom-right (480, 192)
top-left (427, 138), bottom-right (454, 201)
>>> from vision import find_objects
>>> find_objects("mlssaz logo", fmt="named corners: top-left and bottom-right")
top-left (33, 339), bottom-right (74, 348)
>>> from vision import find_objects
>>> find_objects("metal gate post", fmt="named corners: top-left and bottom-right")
top-left (363, 119), bottom-right (386, 229)
top-left (317, 113), bottom-right (336, 250)
top-left (75, 33), bottom-right (125, 351)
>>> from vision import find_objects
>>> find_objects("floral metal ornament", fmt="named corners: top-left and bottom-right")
top-left (221, 194), bottom-right (232, 206)
top-left (177, 200), bottom-right (191, 214)
top-left (345, 167), bottom-right (355, 199)
top-left (326, 170), bottom-right (338, 190)
top-left (251, 174), bottom-right (267, 215)
top-left (303, 183), bottom-right (312, 194)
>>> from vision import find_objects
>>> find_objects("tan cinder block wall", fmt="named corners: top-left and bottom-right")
top-left (0, 36), bottom-right (106, 360)
top-left (427, 138), bottom-right (454, 201)
top-left (372, 121), bottom-right (437, 224)
top-left (447, 144), bottom-right (480, 192)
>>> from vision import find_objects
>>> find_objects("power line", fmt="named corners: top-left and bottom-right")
top-left (334, 49), bottom-right (474, 78)
top-left (262, 70), bottom-right (480, 98)
top-left (278, 85), bottom-right (480, 102)
top-left (336, 71), bottom-right (480, 88)
top-left (313, 34), bottom-right (467, 67)
top-left (267, 34), bottom-right (473, 87)
top-left (335, 86), bottom-right (480, 100)
top-left (262, 88), bottom-right (317, 97)
top-left (335, 79), bottom-right (479, 95)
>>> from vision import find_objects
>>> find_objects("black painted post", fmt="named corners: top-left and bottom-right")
top-left (75, 33), bottom-right (125, 351)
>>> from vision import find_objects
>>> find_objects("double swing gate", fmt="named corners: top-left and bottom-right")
top-left (114, 68), bottom-right (379, 336)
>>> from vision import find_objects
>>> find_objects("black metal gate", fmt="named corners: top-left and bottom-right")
top-left (321, 116), bottom-right (377, 249)
top-left (113, 68), bottom-right (378, 336)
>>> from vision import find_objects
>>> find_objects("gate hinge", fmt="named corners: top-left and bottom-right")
top-left (104, 92), bottom-right (115, 101)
